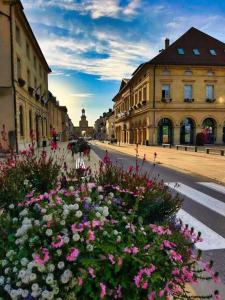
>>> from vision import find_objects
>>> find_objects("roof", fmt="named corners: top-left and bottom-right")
top-left (149, 27), bottom-right (225, 66)
top-left (16, 0), bottom-right (51, 73)
top-left (119, 78), bottom-right (130, 91)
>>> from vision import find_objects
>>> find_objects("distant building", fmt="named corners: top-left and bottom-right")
top-left (94, 109), bottom-right (115, 140)
top-left (113, 27), bottom-right (225, 145)
top-left (74, 109), bottom-right (94, 137)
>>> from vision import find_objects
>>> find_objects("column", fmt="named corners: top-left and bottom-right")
top-left (173, 126), bottom-right (180, 145)
top-left (216, 125), bottom-right (223, 144)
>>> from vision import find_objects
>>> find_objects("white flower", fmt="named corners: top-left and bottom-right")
top-left (108, 192), bottom-right (114, 198)
top-left (64, 236), bottom-right (70, 244)
top-left (98, 186), bottom-right (103, 192)
top-left (30, 273), bottom-right (37, 281)
top-left (47, 264), bottom-right (55, 272)
top-left (21, 289), bottom-right (29, 297)
top-left (73, 203), bottom-right (79, 210)
top-left (19, 208), bottom-right (28, 217)
top-left (27, 261), bottom-right (35, 270)
top-left (20, 257), bottom-right (28, 266)
top-left (43, 214), bottom-right (53, 222)
top-left (103, 231), bottom-right (108, 236)
top-left (86, 197), bottom-right (92, 204)
top-left (24, 179), bottom-right (29, 186)
top-left (46, 229), bottom-right (53, 236)
top-left (102, 206), bottom-right (109, 217)
top-left (1, 260), bottom-right (7, 267)
top-left (34, 220), bottom-right (40, 226)
top-left (95, 212), bottom-right (101, 218)
top-left (10, 289), bottom-right (18, 298)
top-left (47, 291), bottom-right (54, 299)
top-left (117, 235), bottom-right (122, 242)
top-left (113, 230), bottom-right (119, 236)
top-left (122, 216), bottom-right (127, 221)
top-left (73, 233), bottom-right (80, 241)
top-left (4, 268), bottom-right (9, 275)
top-left (9, 204), bottom-right (14, 209)
top-left (56, 249), bottom-right (62, 256)
top-left (12, 217), bottom-right (18, 223)
top-left (42, 290), bottom-right (49, 299)
top-left (75, 197), bottom-right (81, 202)
top-left (32, 283), bottom-right (39, 291)
top-left (0, 276), bottom-right (4, 286)
top-left (58, 261), bottom-right (65, 270)
top-left (18, 270), bottom-right (26, 279)
top-left (4, 284), bottom-right (11, 292)
top-left (107, 200), bottom-right (112, 205)
top-left (60, 220), bottom-right (65, 226)
top-left (46, 274), bottom-right (54, 285)
top-left (31, 289), bottom-right (41, 298)
top-left (53, 286), bottom-right (59, 295)
top-left (99, 195), bottom-right (104, 200)
top-left (86, 244), bottom-right (94, 252)
top-left (75, 210), bottom-right (82, 218)
top-left (69, 186), bottom-right (74, 192)
top-left (41, 209), bottom-right (47, 214)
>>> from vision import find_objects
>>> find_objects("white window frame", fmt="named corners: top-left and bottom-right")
top-left (162, 84), bottom-right (170, 99)
top-left (206, 85), bottom-right (214, 100)
top-left (184, 85), bottom-right (192, 100)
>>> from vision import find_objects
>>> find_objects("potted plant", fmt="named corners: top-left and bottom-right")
top-left (18, 78), bottom-right (26, 87)
top-left (206, 98), bottom-right (216, 103)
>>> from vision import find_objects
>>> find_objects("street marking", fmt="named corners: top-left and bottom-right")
top-left (197, 182), bottom-right (225, 195)
top-left (165, 182), bottom-right (225, 217)
top-left (177, 209), bottom-right (225, 250)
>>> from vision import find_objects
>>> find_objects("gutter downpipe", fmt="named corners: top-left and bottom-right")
top-left (9, 3), bottom-right (18, 153)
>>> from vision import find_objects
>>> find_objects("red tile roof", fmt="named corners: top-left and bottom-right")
top-left (149, 27), bottom-right (225, 66)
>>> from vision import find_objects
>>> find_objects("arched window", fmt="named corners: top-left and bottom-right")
top-left (19, 105), bottom-right (24, 136)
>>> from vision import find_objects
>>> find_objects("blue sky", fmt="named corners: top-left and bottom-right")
top-left (21, 0), bottom-right (225, 125)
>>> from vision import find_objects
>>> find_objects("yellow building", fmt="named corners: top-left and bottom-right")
top-left (0, 0), bottom-right (51, 151)
top-left (113, 27), bottom-right (225, 146)
top-left (47, 92), bottom-right (63, 141)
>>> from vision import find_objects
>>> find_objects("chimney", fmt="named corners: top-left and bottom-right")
top-left (165, 38), bottom-right (170, 49)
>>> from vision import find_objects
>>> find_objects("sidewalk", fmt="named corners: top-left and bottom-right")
top-left (93, 141), bottom-right (225, 185)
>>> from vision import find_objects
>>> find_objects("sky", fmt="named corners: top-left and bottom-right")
top-left (21, 0), bottom-right (225, 126)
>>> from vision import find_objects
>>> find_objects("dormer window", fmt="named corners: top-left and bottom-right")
top-left (177, 48), bottom-right (184, 55)
top-left (209, 49), bottom-right (217, 56)
top-left (193, 49), bottom-right (200, 55)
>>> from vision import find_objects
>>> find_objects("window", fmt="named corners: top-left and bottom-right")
top-left (139, 90), bottom-right (142, 102)
top-left (143, 87), bottom-right (147, 100)
top-left (162, 84), bottom-right (170, 99)
top-left (16, 25), bottom-right (21, 45)
top-left (206, 85), bottom-right (214, 100)
top-left (19, 106), bottom-right (24, 136)
top-left (193, 48), bottom-right (200, 55)
top-left (26, 42), bottom-right (30, 58)
top-left (209, 49), bottom-right (217, 56)
top-left (184, 85), bottom-right (192, 99)
top-left (27, 69), bottom-right (31, 86)
top-left (17, 57), bottom-right (21, 79)
top-left (34, 55), bottom-right (37, 69)
top-left (177, 48), bottom-right (184, 55)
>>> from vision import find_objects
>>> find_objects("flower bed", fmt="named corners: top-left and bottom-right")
top-left (0, 150), bottom-right (221, 299)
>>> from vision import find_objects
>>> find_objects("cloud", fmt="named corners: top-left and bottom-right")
top-left (22, 0), bottom-right (141, 19)
top-left (70, 93), bottom-right (94, 98)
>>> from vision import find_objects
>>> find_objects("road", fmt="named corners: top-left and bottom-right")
top-left (91, 143), bottom-right (225, 297)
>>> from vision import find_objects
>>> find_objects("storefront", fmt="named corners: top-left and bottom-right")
top-left (158, 118), bottom-right (173, 144)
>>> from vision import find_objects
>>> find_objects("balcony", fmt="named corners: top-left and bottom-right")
top-left (161, 98), bottom-right (172, 103)
top-left (184, 98), bottom-right (194, 103)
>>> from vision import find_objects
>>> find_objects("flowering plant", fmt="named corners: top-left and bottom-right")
top-left (0, 181), bottom-right (220, 299)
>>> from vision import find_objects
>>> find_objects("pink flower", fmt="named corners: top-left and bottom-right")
top-left (117, 257), bottom-right (123, 266)
top-left (148, 291), bottom-right (156, 300)
top-left (100, 282), bottom-right (106, 299)
top-left (160, 240), bottom-right (176, 250)
top-left (88, 230), bottom-right (95, 241)
top-left (142, 281), bottom-right (148, 289)
top-left (169, 250), bottom-right (183, 262)
top-left (78, 277), bottom-right (83, 286)
top-left (51, 235), bottom-right (64, 248)
top-left (34, 248), bottom-right (49, 265)
top-left (88, 267), bottom-right (95, 278)
top-left (108, 254), bottom-right (115, 265)
top-left (66, 247), bottom-right (79, 261)
top-left (92, 220), bottom-right (101, 227)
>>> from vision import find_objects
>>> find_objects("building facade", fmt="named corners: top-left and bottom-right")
top-left (113, 28), bottom-right (225, 146)
top-left (0, 0), bottom-right (51, 151)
